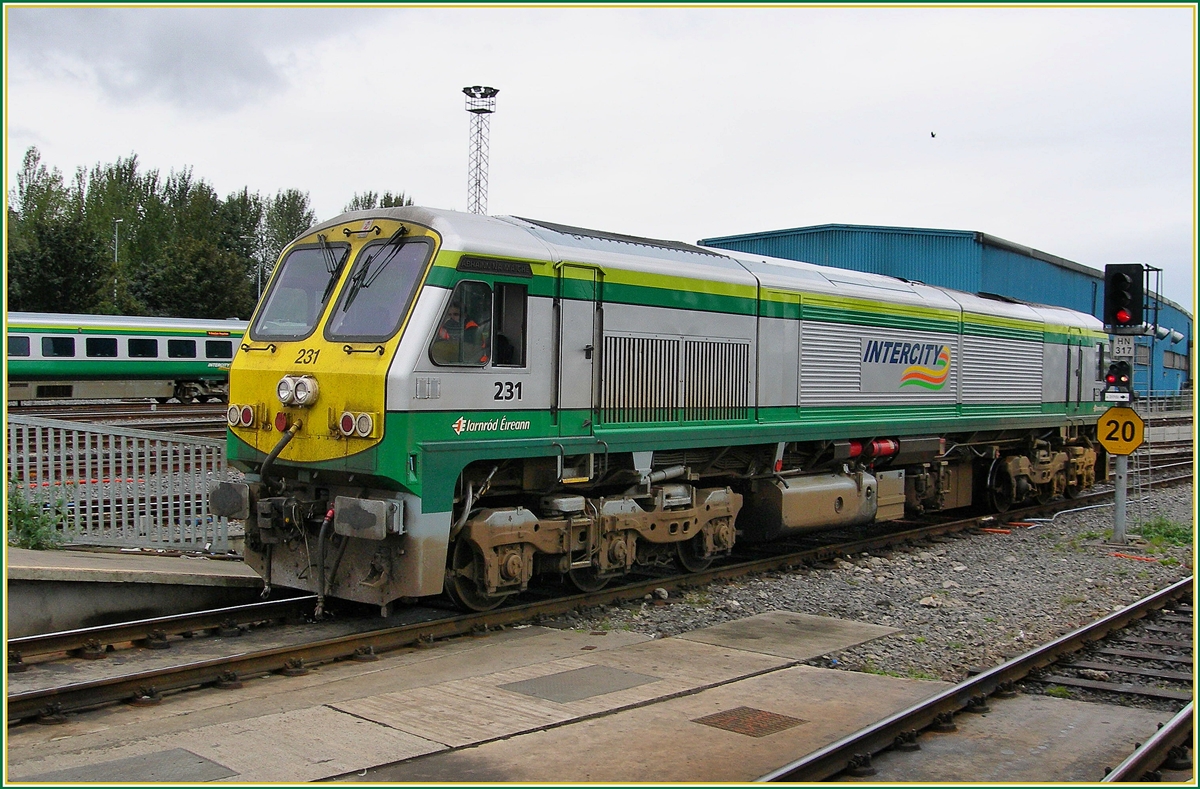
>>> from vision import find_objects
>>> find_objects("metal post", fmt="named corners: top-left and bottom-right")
top-left (1112, 453), bottom-right (1128, 544)
top-left (112, 218), bottom-right (123, 303)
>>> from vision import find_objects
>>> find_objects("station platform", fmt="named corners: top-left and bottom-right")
top-left (5, 547), bottom-right (263, 636)
top-left (5, 610), bottom-right (1169, 783)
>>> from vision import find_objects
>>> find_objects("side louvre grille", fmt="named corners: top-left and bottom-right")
top-left (601, 336), bottom-right (679, 424)
top-left (600, 335), bottom-right (749, 424)
top-left (682, 339), bottom-right (750, 421)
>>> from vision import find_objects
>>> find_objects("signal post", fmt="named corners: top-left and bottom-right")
top-left (1100, 263), bottom-right (1149, 545)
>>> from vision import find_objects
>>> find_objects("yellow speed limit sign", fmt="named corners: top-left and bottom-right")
top-left (1098, 406), bottom-right (1145, 455)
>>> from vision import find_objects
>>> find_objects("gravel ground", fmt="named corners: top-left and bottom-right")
top-left (547, 483), bottom-right (1193, 685)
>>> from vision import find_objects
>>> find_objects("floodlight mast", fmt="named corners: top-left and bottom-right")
top-left (463, 86), bottom-right (498, 215)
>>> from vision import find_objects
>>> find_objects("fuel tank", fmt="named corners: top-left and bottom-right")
top-left (738, 471), bottom-right (878, 542)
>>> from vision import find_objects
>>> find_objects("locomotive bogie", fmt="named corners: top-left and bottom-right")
top-left (451, 485), bottom-right (743, 604)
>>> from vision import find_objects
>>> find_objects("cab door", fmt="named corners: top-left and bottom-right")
top-left (555, 263), bottom-right (599, 436)
top-left (1066, 327), bottom-right (1086, 414)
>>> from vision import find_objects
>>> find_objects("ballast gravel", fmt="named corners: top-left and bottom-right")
top-left (547, 483), bottom-right (1193, 685)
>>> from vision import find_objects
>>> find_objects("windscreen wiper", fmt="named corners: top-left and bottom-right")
top-left (341, 225), bottom-right (408, 311)
top-left (318, 234), bottom-right (348, 304)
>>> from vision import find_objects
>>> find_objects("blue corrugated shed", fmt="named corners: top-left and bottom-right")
top-left (700, 223), bottom-right (1192, 395)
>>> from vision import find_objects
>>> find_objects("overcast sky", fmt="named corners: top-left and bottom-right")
top-left (6, 5), bottom-right (1195, 310)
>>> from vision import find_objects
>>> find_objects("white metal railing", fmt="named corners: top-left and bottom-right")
top-left (6, 415), bottom-right (230, 551)
top-left (1136, 389), bottom-right (1193, 415)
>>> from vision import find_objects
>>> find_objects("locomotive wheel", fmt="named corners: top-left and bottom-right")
top-left (986, 460), bottom-right (1015, 513)
top-left (676, 534), bottom-right (713, 573)
top-left (568, 564), bottom-right (609, 592)
top-left (445, 539), bottom-right (507, 612)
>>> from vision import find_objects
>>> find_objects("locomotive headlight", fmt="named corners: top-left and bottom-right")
top-left (276, 376), bottom-right (296, 405)
top-left (293, 375), bottom-right (318, 405)
top-left (355, 413), bottom-right (374, 437)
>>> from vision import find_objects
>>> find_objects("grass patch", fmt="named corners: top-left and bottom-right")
top-left (913, 636), bottom-right (926, 644)
top-left (1060, 596), bottom-right (1088, 606)
top-left (1134, 516), bottom-right (1192, 547)
top-left (7, 481), bottom-right (66, 550)
top-left (1044, 685), bottom-right (1072, 699)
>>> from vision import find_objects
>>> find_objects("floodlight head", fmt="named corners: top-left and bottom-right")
top-left (1169, 330), bottom-right (1185, 344)
top-left (463, 86), bottom-right (499, 99)
top-left (1155, 325), bottom-right (1171, 340)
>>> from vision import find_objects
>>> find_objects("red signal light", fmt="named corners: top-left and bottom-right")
top-left (1116, 308), bottom-right (1132, 324)
top-left (1106, 373), bottom-right (1117, 384)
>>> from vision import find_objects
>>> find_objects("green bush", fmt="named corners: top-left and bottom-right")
top-left (7, 480), bottom-right (66, 550)
top-left (1134, 516), bottom-right (1191, 547)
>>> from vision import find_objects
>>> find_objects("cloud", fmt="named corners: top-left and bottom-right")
top-left (6, 6), bottom-right (375, 112)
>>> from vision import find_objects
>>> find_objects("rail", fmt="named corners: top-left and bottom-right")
top-left (757, 577), bottom-right (1193, 782)
top-left (6, 415), bottom-right (232, 552)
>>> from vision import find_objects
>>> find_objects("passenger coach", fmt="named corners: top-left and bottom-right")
top-left (7, 312), bottom-right (246, 403)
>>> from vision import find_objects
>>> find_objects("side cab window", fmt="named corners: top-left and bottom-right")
top-left (431, 281), bottom-right (492, 366)
top-left (430, 280), bottom-right (528, 367)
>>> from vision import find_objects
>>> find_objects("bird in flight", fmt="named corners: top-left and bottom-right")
top-left (930, 132), bottom-right (936, 138)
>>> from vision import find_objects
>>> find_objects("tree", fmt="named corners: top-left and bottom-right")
top-left (263, 189), bottom-right (316, 280)
top-left (141, 237), bottom-right (256, 319)
top-left (344, 190), bottom-right (414, 211)
top-left (7, 148), bottom-right (110, 313)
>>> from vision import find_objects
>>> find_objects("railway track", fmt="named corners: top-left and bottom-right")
top-left (9, 471), bottom-right (1192, 724)
top-left (759, 577), bottom-right (1193, 782)
top-left (9, 402), bottom-right (228, 438)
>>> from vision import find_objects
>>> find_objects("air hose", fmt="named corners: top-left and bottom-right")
top-left (259, 421), bottom-right (300, 493)
top-left (314, 506), bottom-right (335, 617)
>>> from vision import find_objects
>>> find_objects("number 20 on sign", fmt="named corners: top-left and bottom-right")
top-left (1097, 406), bottom-right (1145, 455)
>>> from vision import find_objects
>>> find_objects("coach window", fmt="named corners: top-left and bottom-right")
top-left (205, 340), bottom-right (234, 359)
top-left (86, 338), bottom-right (119, 357)
top-left (168, 339), bottom-right (197, 358)
top-left (492, 283), bottom-right (527, 367)
top-left (430, 281), bottom-right (492, 367)
top-left (128, 339), bottom-right (159, 358)
top-left (9, 336), bottom-right (30, 357)
top-left (42, 336), bottom-right (75, 357)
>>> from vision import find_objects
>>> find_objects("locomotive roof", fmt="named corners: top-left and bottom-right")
top-left (7, 312), bottom-right (248, 332)
top-left (308, 207), bottom-right (1101, 328)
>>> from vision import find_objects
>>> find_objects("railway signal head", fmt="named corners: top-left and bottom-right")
top-left (1104, 361), bottom-right (1131, 390)
top-left (1103, 264), bottom-right (1144, 332)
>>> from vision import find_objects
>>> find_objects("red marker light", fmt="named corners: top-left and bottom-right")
top-left (240, 405), bottom-right (255, 427)
top-left (274, 412), bottom-right (290, 432)
top-left (340, 412), bottom-right (355, 435)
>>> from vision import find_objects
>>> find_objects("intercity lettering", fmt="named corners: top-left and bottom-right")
top-left (862, 340), bottom-right (942, 366)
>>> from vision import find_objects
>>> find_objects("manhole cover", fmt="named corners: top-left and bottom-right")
top-left (692, 706), bottom-right (806, 737)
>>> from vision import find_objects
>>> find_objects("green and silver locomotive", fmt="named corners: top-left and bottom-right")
top-left (210, 208), bottom-right (1105, 613)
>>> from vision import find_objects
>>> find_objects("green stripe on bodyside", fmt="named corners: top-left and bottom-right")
top-left (799, 293), bottom-right (961, 333)
top-left (8, 359), bottom-right (232, 380)
top-left (230, 402), bottom-right (1099, 515)
top-left (962, 314), bottom-right (1042, 341)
